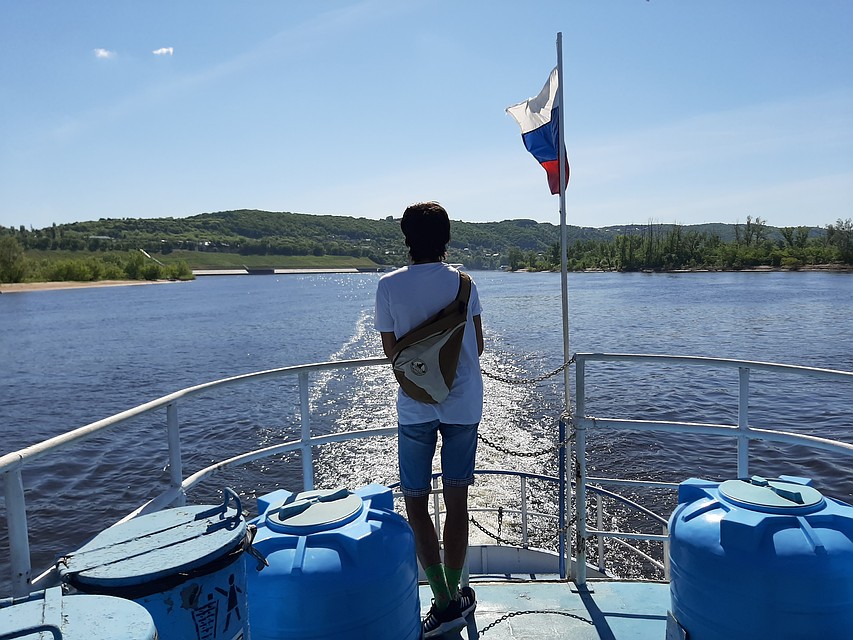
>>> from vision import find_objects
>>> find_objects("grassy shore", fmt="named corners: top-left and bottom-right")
top-left (1, 250), bottom-right (388, 292)
top-left (23, 249), bottom-right (383, 271)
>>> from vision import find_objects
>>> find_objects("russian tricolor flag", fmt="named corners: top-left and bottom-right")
top-left (506, 68), bottom-right (569, 195)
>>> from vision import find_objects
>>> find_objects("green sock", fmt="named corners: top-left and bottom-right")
top-left (424, 563), bottom-right (451, 611)
top-left (444, 566), bottom-right (463, 599)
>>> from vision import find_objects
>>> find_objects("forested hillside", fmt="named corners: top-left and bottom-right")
top-left (5, 210), bottom-right (581, 268)
top-left (1, 209), bottom-right (851, 284)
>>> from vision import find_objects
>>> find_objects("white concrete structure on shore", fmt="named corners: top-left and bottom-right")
top-left (273, 268), bottom-right (359, 274)
top-left (192, 268), bottom-right (361, 276)
top-left (192, 269), bottom-right (250, 276)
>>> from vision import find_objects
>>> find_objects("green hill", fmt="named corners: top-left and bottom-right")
top-left (2, 210), bottom-right (850, 282)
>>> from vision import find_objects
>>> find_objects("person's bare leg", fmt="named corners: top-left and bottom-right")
top-left (405, 494), bottom-right (441, 568)
top-left (442, 485), bottom-right (469, 595)
top-left (406, 494), bottom-right (453, 611)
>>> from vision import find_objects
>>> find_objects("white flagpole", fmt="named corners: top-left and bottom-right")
top-left (556, 33), bottom-right (570, 413)
top-left (556, 31), bottom-right (579, 585)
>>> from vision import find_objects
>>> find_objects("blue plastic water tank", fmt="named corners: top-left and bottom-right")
top-left (668, 475), bottom-right (853, 639)
top-left (0, 587), bottom-right (157, 639)
top-left (58, 489), bottom-right (251, 640)
top-left (247, 484), bottom-right (421, 640)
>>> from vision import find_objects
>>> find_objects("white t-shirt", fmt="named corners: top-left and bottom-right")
top-left (375, 262), bottom-right (483, 425)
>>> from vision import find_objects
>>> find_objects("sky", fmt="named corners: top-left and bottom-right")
top-left (1, 1), bottom-right (851, 230)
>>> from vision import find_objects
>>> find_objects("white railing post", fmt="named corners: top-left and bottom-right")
top-left (299, 371), bottom-right (313, 491)
top-left (520, 476), bottom-right (529, 547)
top-left (576, 420), bottom-right (588, 587)
top-left (574, 355), bottom-right (588, 587)
top-left (558, 417), bottom-right (568, 579)
top-left (5, 468), bottom-right (32, 597)
top-left (738, 367), bottom-right (750, 477)
top-left (166, 402), bottom-right (185, 507)
top-left (596, 496), bottom-right (605, 573)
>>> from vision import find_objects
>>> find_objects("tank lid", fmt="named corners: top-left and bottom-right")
top-left (267, 487), bottom-right (363, 534)
top-left (719, 476), bottom-right (825, 512)
top-left (0, 587), bottom-right (157, 639)
top-left (59, 488), bottom-right (246, 588)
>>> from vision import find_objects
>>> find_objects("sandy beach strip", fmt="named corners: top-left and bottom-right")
top-left (0, 280), bottom-right (180, 294)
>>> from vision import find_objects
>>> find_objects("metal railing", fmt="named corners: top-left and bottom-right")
top-left (2, 357), bottom-right (573, 596)
top-left (1, 358), bottom-right (390, 597)
top-left (571, 353), bottom-right (853, 587)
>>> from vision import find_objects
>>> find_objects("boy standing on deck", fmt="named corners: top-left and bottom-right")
top-left (374, 202), bottom-right (484, 637)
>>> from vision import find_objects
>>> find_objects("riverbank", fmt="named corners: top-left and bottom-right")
top-left (4, 264), bottom-right (851, 293)
top-left (566, 264), bottom-right (853, 274)
top-left (0, 269), bottom-right (374, 293)
top-left (0, 280), bottom-right (180, 294)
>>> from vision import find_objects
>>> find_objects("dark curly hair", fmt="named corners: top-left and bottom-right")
top-left (400, 201), bottom-right (451, 263)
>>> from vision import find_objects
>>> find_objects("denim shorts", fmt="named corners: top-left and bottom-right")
top-left (398, 420), bottom-right (479, 498)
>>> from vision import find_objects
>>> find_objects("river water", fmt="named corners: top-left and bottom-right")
top-left (1, 270), bottom-right (852, 589)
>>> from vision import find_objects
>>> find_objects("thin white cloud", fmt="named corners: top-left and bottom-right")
top-left (153, 47), bottom-right (174, 56)
top-left (94, 48), bottom-right (115, 59)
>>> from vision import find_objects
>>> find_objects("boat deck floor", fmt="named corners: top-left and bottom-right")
top-left (419, 579), bottom-right (670, 639)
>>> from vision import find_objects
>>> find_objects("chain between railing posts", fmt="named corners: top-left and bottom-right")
top-left (299, 371), bottom-right (313, 491)
top-left (5, 468), bottom-right (31, 597)
top-left (738, 366), bottom-right (750, 477)
top-left (166, 402), bottom-right (185, 507)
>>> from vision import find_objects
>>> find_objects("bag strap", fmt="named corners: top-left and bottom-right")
top-left (456, 271), bottom-right (472, 309)
top-left (391, 271), bottom-right (472, 356)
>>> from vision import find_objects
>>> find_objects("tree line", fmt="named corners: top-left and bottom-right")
top-left (0, 237), bottom-right (193, 284)
top-left (1, 210), bottom-right (572, 269)
top-left (508, 217), bottom-right (853, 272)
top-left (1, 210), bottom-right (851, 283)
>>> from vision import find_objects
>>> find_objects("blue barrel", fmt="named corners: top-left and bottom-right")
top-left (247, 484), bottom-right (420, 640)
top-left (0, 587), bottom-right (156, 639)
top-left (59, 488), bottom-right (251, 640)
top-left (668, 475), bottom-right (853, 639)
